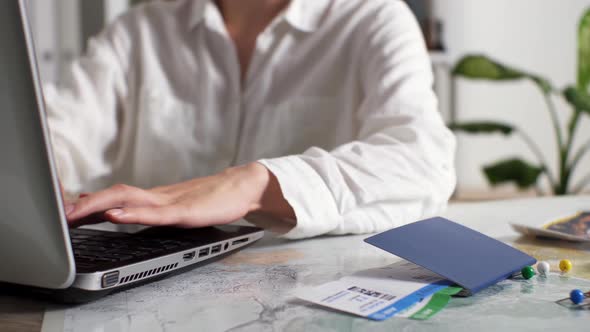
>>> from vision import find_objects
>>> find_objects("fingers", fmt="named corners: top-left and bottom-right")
top-left (68, 212), bottom-right (110, 228)
top-left (67, 184), bottom-right (159, 222)
top-left (59, 182), bottom-right (79, 203)
top-left (103, 205), bottom-right (190, 227)
top-left (63, 191), bottom-right (89, 225)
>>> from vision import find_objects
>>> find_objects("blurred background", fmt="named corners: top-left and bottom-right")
top-left (26, 0), bottom-right (590, 201)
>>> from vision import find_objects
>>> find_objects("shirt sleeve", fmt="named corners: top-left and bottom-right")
top-left (44, 23), bottom-right (130, 194)
top-left (257, 1), bottom-right (457, 239)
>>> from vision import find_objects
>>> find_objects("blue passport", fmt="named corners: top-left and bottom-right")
top-left (364, 217), bottom-right (536, 295)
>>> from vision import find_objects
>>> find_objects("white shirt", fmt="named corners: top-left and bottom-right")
top-left (45, 0), bottom-right (456, 239)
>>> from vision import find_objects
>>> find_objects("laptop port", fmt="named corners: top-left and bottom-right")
top-left (211, 244), bottom-right (221, 254)
top-left (101, 271), bottom-right (120, 288)
top-left (232, 238), bottom-right (249, 246)
top-left (183, 251), bottom-right (196, 261)
top-left (198, 248), bottom-right (210, 258)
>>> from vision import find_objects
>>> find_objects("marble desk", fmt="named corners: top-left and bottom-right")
top-left (3, 196), bottom-right (590, 332)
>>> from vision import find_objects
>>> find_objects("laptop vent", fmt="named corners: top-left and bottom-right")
top-left (118, 263), bottom-right (179, 285)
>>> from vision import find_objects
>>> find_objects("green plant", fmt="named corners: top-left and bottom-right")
top-left (450, 8), bottom-right (590, 195)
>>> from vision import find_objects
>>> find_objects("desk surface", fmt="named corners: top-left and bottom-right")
top-left (3, 195), bottom-right (590, 332)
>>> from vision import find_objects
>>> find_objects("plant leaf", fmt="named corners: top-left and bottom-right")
top-left (530, 76), bottom-right (553, 95)
top-left (483, 158), bottom-right (544, 189)
top-left (578, 8), bottom-right (590, 91)
top-left (452, 55), bottom-right (524, 80)
top-left (452, 55), bottom-right (552, 93)
top-left (564, 86), bottom-right (590, 114)
top-left (449, 121), bottom-right (514, 135)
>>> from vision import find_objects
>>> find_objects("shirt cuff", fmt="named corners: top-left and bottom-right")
top-left (257, 156), bottom-right (341, 239)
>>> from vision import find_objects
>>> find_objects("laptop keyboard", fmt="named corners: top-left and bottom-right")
top-left (70, 228), bottom-right (192, 271)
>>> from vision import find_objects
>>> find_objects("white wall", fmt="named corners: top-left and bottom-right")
top-left (29, 0), bottom-right (128, 85)
top-left (435, 0), bottom-right (590, 196)
top-left (28, 0), bottom-right (60, 83)
top-left (56, 0), bottom-right (81, 81)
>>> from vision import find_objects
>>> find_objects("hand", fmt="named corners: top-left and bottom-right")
top-left (66, 162), bottom-right (295, 228)
top-left (60, 182), bottom-right (78, 214)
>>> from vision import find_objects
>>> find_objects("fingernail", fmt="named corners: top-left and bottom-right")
top-left (108, 209), bottom-right (125, 217)
top-left (65, 203), bottom-right (75, 215)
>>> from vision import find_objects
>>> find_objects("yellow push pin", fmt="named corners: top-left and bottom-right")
top-left (559, 259), bottom-right (572, 273)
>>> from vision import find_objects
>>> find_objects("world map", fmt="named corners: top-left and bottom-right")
top-left (46, 234), bottom-right (590, 332)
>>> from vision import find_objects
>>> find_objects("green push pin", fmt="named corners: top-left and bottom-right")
top-left (521, 266), bottom-right (535, 279)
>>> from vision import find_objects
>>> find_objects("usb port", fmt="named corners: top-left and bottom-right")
top-left (198, 248), bottom-right (210, 257)
top-left (232, 238), bottom-right (249, 246)
top-left (183, 251), bottom-right (196, 261)
top-left (211, 244), bottom-right (221, 254)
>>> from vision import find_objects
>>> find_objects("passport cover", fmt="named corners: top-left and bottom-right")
top-left (364, 217), bottom-right (537, 295)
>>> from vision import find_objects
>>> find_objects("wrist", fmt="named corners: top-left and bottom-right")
top-left (235, 162), bottom-right (270, 213)
top-left (242, 162), bottom-right (295, 220)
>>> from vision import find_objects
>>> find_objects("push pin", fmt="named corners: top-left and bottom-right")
top-left (570, 289), bottom-right (590, 304)
top-left (537, 261), bottom-right (550, 276)
top-left (559, 259), bottom-right (572, 273)
top-left (513, 266), bottom-right (535, 279)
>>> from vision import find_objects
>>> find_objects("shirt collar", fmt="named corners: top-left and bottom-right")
top-left (187, 0), bottom-right (332, 33)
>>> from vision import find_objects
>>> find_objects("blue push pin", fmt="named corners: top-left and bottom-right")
top-left (569, 289), bottom-right (588, 304)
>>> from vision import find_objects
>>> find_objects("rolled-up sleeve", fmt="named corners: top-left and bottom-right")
top-left (258, 1), bottom-right (456, 239)
top-left (45, 24), bottom-right (129, 194)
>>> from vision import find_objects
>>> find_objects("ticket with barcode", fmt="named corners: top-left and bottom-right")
top-left (295, 261), bottom-right (452, 320)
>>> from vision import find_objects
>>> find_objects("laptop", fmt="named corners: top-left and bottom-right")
top-left (0, 0), bottom-right (263, 303)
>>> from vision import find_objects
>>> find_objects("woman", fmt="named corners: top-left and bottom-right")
top-left (51, 0), bottom-right (456, 239)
